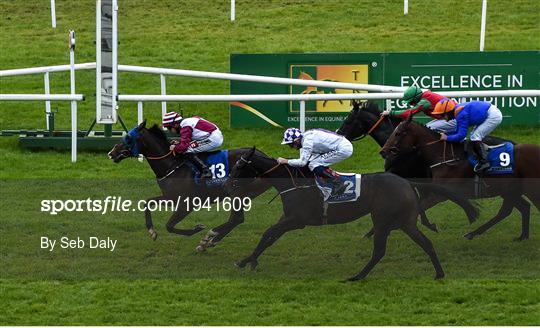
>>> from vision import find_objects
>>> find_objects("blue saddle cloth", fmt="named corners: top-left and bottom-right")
top-left (468, 142), bottom-right (514, 175)
top-left (191, 150), bottom-right (229, 187)
top-left (315, 173), bottom-right (361, 203)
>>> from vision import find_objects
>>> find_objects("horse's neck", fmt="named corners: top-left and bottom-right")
top-left (414, 125), bottom-right (464, 165)
top-left (366, 114), bottom-right (395, 146)
top-left (144, 152), bottom-right (178, 178)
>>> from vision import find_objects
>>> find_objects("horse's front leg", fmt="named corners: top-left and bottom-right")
top-left (166, 206), bottom-right (205, 237)
top-left (236, 215), bottom-right (305, 270)
top-left (196, 209), bottom-right (244, 252)
top-left (144, 195), bottom-right (165, 241)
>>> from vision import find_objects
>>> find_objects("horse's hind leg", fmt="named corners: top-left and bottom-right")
top-left (463, 196), bottom-right (514, 240)
top-left (347, 228), bottom-right (390, 281)
top-left (514, 196), bottom-right (531, 241)
top-left (197, 210), bottom-right (244, 252)
top-left (166, 208), bottom-right (205, 237)
top-left (402, 225), bottom-right (445, 279)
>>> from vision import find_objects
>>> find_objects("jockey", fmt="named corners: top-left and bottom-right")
top-left (162, 111), bottom-right (223, 179)
top-left (277, 128), bottom-right (353, 196)
top-left (433, 99), bottom-right (503, 172)
top-left (382, 86), bottom-right (457, 133)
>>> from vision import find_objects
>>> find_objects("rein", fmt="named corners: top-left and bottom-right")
top-left (351, 114), bottom-right (388, 141)
top-left (146, 149), bottom-right (175, 160)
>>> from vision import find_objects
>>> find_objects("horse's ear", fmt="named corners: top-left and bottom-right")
top-left (137, 119), bottom-right (147, 131)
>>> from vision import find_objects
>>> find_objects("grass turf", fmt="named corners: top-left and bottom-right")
top-left (1, 0), bottom-right (539, 325)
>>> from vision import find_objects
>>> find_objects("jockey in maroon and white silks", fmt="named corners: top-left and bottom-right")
top-left (162, 111), bottom-right (223, 178)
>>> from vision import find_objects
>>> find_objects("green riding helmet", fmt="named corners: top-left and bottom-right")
top-left (402, 86), bottom-right (423, 105)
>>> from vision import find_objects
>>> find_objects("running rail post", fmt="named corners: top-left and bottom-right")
top-left (69, 31), bottom-right (77, 163)
top-left (50, 0), bottom-right (56, 28)
top-left (404, 0), bottom-right (408, 15)
top-left (160, 74), bottom-right (167, 117)
top-left (44, 72), bottom-right (51, 130)
top-left (299, 100), bottom-right (306, 132)
top-left (480, 0), bottom-right (487, 51)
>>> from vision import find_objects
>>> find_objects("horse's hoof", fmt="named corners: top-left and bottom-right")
top-left (148, 229), bottom-right (158, 241)
top-left (194, 224), bottom-right (206, 232)
top-left (514, 235), bottom-right (528, 242)
top-left (249, 260), bottom-right (259, 271)
top-left (195, 245), bottom-right (206, 253)
top-left (435, 273), bottom-right (445, 280)
top-left (429, 224), bottom-right (439, 233)
top-left (235, 260), bottom-right (247, 269)
top-left (463, 232), bottom-right (475, 240)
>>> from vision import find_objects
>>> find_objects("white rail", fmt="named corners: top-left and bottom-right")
top-left (118, 64), bottom-right (406, 92)
top-left (0, 63), bottom-right (96, 77)
top-left (118, 90), bottom-right (540, 102)
top-left (0, 94), bottom-right (85, 101)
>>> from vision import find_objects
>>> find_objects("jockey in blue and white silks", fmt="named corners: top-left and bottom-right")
top-left (277, 128), bottom-right (353, 195)
top-left (434, 99), bottom-right (503, 172)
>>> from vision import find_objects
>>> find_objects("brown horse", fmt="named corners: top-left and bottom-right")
top-left (380, 116), bottom-right (540, 240)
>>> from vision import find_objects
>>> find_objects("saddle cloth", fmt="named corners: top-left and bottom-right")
top-left (191, 150), bottom-right (229, 187)
top-left (467, 142), bottom-right (514, 175)
top-left (315, 173), bottom-right (362, 203)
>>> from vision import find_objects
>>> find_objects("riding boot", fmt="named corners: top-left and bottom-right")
top-left (472, 141), bottom-right (489, 173)
top-left (186, 153), bottom-right (213, 179)
top-left (318, 168), bottom-right (346, 196)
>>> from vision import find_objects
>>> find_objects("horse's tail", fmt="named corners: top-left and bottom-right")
top-left (409, 182), bottom-right (479, 224)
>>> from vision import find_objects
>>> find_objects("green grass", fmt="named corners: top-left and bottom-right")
top-left (1, 0), bottom-right (540, 325)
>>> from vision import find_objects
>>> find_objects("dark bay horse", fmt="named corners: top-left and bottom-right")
top-left (380, 117), bottom-right (540, 240)
top-left (225, 148), bottom-right (478, 281)
top-left (108, 121), bottom-right (271, 251)
top-left (336, 100), bottom-right (512, 176)
top-left (337, 100), bottom-right (525, 237)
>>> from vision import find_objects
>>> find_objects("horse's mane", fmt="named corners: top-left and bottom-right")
top-left (147, 124), bottom-right (171, 148)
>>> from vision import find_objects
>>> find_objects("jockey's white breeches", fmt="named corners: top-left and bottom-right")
top-left (186, 129), bottom-right (224, 153)
top-left (308, 139), bottom-right (353, 171)
top-left (470, 105), bottom-right (503, 141)
top-left (426, 119), bottom-right (457, 133)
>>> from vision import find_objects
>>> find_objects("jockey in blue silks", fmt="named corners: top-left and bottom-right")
top-left (434, 99), bottom-right (503, 172)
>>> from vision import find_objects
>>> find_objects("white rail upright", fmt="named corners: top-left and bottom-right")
top-left (404, 0), bottom-right (408, 15)
top-left (480, 0), bottom-right (487, 51)
top-left (44, 72), bottom-right (51, 130)
top-left (231, 0), bottom-right (235, 21)
top-left (50, 0), bottom-right (56, 28)
top-left (299, 101), bottom-right (306, 132)
top-left (69, 31), bottom-right (78, 163)
top-left (160, 74), bottom-right (167, 117)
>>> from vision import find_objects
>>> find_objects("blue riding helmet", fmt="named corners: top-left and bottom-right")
top-left (281, 128), bottom-right (302, 145)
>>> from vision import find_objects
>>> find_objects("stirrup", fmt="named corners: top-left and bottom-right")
top-left (474, 161), bottom-right (490, 173)
top-left (200, 169), bottom-right (213, 179)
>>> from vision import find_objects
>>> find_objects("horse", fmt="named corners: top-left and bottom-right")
top-left (336, 100), bottom-right (511, 176)
top-left (107, 121), bottom-right (271, 251)
top-left (225, 147), bottom-right (479, 281)
top-left (380, 116), bottom-right (540, 240)
top-left (336, 100), bottom-right (521, 236)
